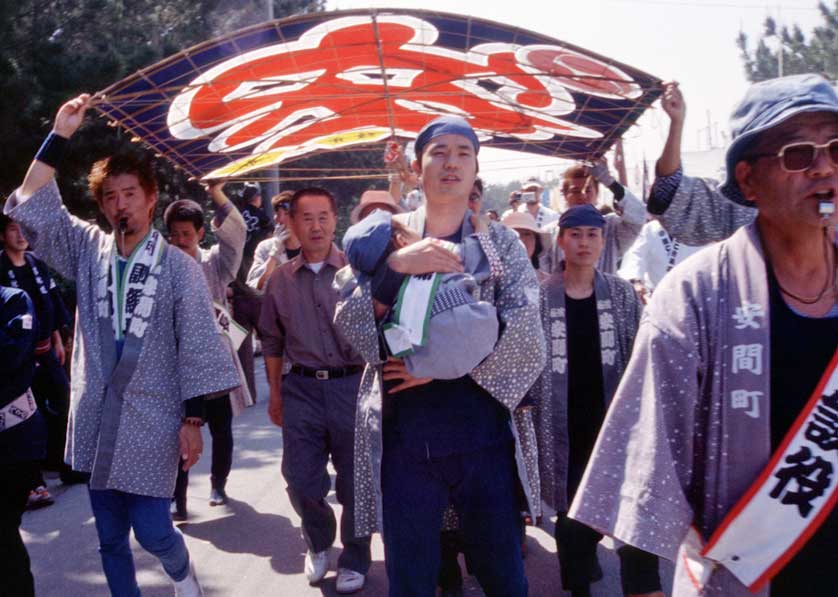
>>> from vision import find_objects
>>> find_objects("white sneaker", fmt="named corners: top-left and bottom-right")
top-left (173, 560), bottom-right (204, 597)
top-left (304, 549), bottom-right (329, 585)
top-left (336, 568), bottom-right (366, 594)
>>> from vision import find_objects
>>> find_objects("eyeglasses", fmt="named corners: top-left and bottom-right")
top-left (748, 138), bottom-right (838, 172)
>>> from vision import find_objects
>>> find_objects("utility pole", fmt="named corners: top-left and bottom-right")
top-left (260, 0), bottom-right (279, 221)
top-left (706, 110), bottom-right (712, 150)
top-left (777, 5), bottom-right (784, 77)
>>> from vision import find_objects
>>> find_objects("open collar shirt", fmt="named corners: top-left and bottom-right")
top-left (258, 244), bottom-right (362, 369)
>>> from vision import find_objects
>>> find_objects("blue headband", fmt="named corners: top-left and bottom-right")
top-left (414, 116), bottom-right (480, 159)
top-left (559, 204), bottom-right (605, 230)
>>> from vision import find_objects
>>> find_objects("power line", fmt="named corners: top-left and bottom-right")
top-left (605, 0), bottom-right (820, 11)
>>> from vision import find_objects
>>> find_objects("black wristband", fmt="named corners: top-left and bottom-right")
top-left (607, 180), bottom-right (625, 201)
top-left (35, 132), bottom-right (69, 169)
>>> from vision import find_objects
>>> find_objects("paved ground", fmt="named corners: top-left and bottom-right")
top-left (22, 357), bottom-right (673, 596)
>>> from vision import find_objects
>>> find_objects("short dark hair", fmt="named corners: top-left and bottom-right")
top-left (289, 187), bottom-right (337, 217)
top-left (163, 199), bottom-right (204, 232)
top-left (472, 177), bottom-right (483, 195)
top-left (0, 213), bottom-right (12, 235)
top-left (88, 153), bottom-right (158, 204)
top-left (271, 190), bottom-right (295, 212)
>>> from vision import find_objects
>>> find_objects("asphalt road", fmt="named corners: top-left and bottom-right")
top-left (22, 357), bottom-right (673, 596)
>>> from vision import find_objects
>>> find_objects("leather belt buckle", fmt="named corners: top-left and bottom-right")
top-left (315, 369), bottom-right (330, 380)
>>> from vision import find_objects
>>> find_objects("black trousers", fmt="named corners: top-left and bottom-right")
top-left (554, 512), bottom-right (661, 595)
top-left (31, 350), bottom-right (70, 469)
top-left (231, 294), bottom-right (262, 402)
top-left (1, 460), bottom-right (40, 597)
top-left (174, 395), bottom-right (234, 502)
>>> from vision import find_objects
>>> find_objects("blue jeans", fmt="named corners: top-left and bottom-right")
top-left (381, 438), bottom-right (527, 597)
top-left (88, 488), bottom-right (191, 597)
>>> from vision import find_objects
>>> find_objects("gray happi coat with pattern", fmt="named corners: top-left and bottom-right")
top-left (6, 181), bottom-right (239, 498)
top-left (196, 204), bottom-right (253, 416)
top-left (656, 174), bottom-right (756, 245)
top-left (531, 269), bottom-right (641, 512)
top-left (333, 207), bottom-right (546, 536)
top-left (569, 223), bottom-right (807, 597)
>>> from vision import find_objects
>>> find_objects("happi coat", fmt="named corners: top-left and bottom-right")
top-left (542, 188), bottom-right (646, 275)
top-left (333, 207), bottom-right (546, 536)
top-left (196, 203), bottom-right (252, 415)
top-left (569, 222), bottom-right (813, 597)
top-left (656, 173), bottom-right (756, 245)
top-left (5, 181), bottom-right (239, 498)
top-left (531, 269), bottom-right (641, 512)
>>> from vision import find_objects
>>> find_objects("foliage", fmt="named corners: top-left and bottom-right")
top-left (737, 1), bottom-right (838, 82)
top-left (0, 0), bottom-right (325, 222)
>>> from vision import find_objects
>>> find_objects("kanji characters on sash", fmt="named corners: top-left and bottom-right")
top-left (731, 389), bottom-right (762, 418)
top-left (732, 301), bottom-right (765, 330)
top-left (769, 446), bottom-right (834, 517)
top-left (550, 307), bottom-right (567, 374)
top-left (804, 390), bottom-right (838, 452)
top-left (732, 343), bottom-right (764, 375)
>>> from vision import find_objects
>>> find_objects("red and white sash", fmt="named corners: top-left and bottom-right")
top-left (698, 348), bottom-right (838, 592)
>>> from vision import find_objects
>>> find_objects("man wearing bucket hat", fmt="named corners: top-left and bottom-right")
top-left (529, 205), bottom-right (660, 597)
top-left (333, 115), bottom-right (544, 596)
top-left (570, 74), bottom-right (838, 596)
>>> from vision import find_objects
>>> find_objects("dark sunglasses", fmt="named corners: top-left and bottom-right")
top-left (748, 138), bottom-right (838, 172)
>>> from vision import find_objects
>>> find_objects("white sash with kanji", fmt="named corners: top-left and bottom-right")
top-left (700, 348), bottom-right (838, 592)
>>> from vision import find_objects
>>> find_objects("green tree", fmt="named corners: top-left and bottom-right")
top-left (0, 0), bottom-right (324, 218)
top-left (737, 1), bottom-right (838, 82)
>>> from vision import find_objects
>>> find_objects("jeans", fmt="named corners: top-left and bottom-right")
top-left (381, 438), bottom-right (527, 597)
top-left (88, 488), bottom-right (191, 597)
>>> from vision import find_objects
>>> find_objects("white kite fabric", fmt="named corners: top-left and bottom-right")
top-left (94, 8), bottom-right (662, 181)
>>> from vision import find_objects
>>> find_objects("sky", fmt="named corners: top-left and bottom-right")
top-left (328, 0), bottom-right (828, 185)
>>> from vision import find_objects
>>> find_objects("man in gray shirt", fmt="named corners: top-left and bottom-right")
top-left (258, 187), bottom-right (370, 594)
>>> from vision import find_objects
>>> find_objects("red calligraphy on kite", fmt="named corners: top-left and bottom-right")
top-left (167, 14), bottom-right (643, 174)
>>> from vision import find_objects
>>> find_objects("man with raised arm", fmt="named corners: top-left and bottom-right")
top-left (3, 94), bottom-right (239, 596)
top-left (647, 81), bottom-right (756, 244)
top-left (165, 182), bottom-right (251, 517)
top-left (246, 190), bottom-right (301, 293)
top-left (542, 158), bottom-right (646, 275)
top-left (571, 74), bottom-right (838, 597)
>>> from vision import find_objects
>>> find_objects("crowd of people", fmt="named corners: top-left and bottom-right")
top-left (1, 71), bottom-right (836, 597)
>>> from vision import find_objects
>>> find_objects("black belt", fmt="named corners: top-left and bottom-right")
top-left (289, 364), bottom-right (363, 380)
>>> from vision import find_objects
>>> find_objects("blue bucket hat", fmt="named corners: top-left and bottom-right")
top-left (414, 115), bottom-right (480, 159)
top-left (720, 74), bottom-right (838, 205)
